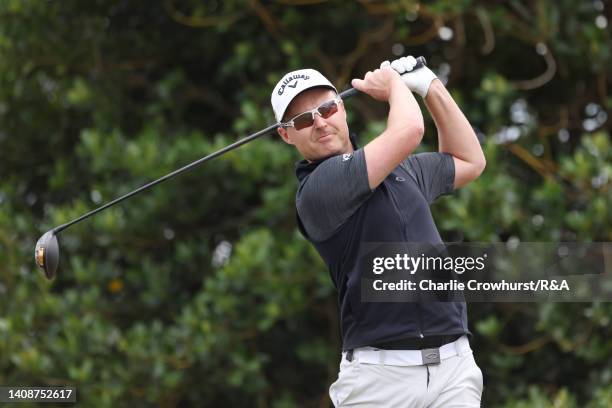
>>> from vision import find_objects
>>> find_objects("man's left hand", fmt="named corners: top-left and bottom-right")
top-left (386, 56), bottom-right (438, 98)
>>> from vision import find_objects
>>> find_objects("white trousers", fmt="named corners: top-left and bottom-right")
top-left (329, 338), bottom-right (483, 407)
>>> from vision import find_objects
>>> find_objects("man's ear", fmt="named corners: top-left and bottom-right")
top-left (339, 99), bottom-right (348, 116)
top-left (277, 127), bottom-right (293, 145)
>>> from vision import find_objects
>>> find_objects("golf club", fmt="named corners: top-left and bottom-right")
top-left (34, 57), bottom-right (427, 279)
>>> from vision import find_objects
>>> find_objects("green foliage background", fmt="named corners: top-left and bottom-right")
top-left (0, 0), bottom-right (610, 406)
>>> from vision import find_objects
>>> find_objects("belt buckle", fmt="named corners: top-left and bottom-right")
top-left (421, 348), bottom-right (441, 365)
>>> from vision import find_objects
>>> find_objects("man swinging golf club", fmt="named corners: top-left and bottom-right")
top-left (271, 56), bottom-right (486, 407)
top-left (33, 53), bottom-right (485, 406)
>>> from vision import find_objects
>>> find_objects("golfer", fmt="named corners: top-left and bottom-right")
top-left (271, 56), bottom-right (486, 407)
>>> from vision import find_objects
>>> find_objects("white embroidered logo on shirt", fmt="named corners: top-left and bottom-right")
top-left (342, 153), bottom-right (352, 161)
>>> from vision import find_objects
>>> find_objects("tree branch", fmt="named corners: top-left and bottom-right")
top-left (475, 7), bottom-right (495, 55)
top-left (511, 45), bottom-right (557, 90)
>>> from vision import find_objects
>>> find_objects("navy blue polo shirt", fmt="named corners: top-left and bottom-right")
top-left (295, 147), bottom-right (469, 350)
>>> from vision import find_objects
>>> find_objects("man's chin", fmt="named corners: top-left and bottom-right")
top-left (303, 141), bottom-right (351, 161)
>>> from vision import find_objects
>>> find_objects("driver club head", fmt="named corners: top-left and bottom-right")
top-left (34, 230), bottom-right (59, 280)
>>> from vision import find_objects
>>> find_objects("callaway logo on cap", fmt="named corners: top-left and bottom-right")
top-left (271, 68), bottom-right (337, 123)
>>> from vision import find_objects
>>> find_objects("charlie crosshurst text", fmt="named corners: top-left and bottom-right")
top-left (372, 279), bottom-right (570, 292)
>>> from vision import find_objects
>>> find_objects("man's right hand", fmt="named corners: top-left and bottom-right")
top-left (350, 63), bottom-right (406, 102)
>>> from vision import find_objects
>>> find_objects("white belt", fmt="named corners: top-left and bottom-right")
top-left (344, 335), bottom-right (471, 366)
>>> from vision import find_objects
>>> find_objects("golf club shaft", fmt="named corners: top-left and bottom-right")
top-left (53, 122), bottom-right (278, 234)
top-left (53, 56), bottom-right (426, 235)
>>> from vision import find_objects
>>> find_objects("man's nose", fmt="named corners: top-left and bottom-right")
top-left (313, 112), bottom-right (327, 128)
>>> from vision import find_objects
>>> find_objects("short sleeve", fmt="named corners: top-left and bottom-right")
top-left (401, 152), bottom-right (455, 204)
top-left (297, 149), bottom-right (372, 241)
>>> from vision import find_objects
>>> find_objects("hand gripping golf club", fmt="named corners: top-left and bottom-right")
top-left (35, 57), bottom-right (427, 279)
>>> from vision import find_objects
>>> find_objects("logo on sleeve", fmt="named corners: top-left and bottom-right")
top-left (342, 153), bottom-right (352, 161)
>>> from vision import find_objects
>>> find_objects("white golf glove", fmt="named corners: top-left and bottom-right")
top-left (382, 56), bottom-right (437, 98)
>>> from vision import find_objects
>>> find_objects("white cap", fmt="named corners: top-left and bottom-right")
top-left (271, 68), bottom-right (337, 123)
